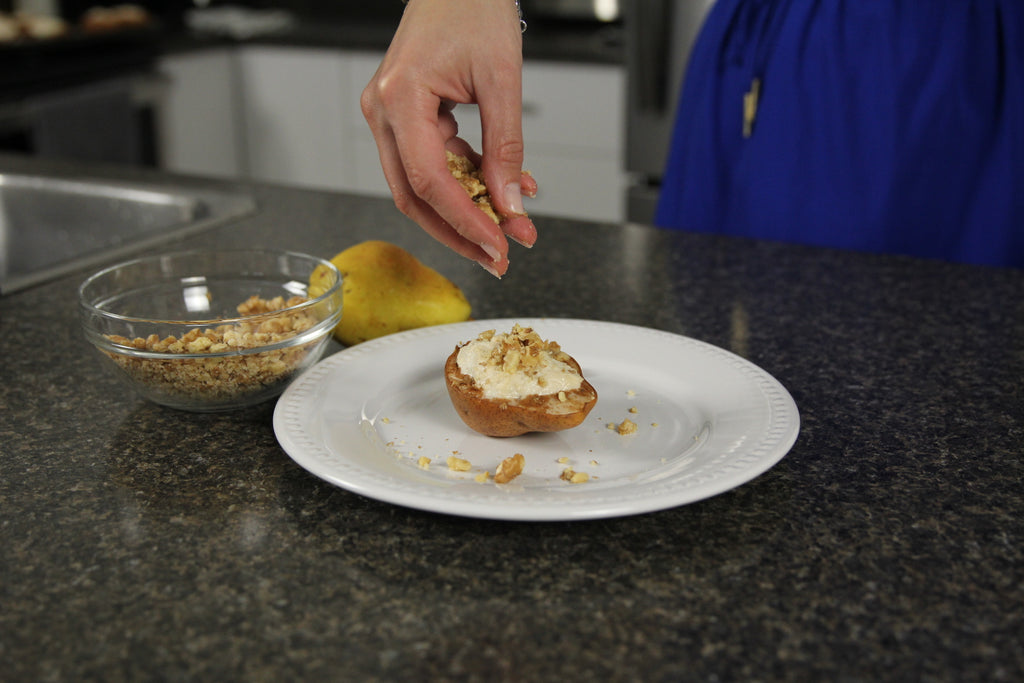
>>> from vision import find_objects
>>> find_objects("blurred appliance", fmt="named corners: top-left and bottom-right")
top-left (521, 0), bottom-right (622, 23)
top-left (624, 0), bottom-right (715, 224)
top-left (0, 21), bottom-right (163, 165)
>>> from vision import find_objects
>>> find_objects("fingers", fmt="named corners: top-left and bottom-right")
top-left (364, 81), bottom-right (509, 275)
top-left (508, 170), bottom-right (538, 247)
top-left (445, 137), bottom-right (539, 251)
top-left (394, 124), bottom-right (510, 265)
top-left (437, 100), bottom-right (459, 141)
top-left (360, 0), bottom-right (535, 275)
top-left (384, 133), bottom-right (512, 275)
top-left (474, 56), bottom-right (537, 248)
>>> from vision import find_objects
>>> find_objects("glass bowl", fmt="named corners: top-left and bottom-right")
top-left (79, 249), bottom-right (343, 412)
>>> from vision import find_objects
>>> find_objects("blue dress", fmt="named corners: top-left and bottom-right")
top-left (655, 0), bottom-right (1024, 268)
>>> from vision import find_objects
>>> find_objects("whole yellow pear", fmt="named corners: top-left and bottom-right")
top-left (309, 240), bottom-right (472, 346)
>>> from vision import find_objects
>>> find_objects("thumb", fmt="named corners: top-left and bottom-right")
top-left (478, 89), bottom-right (528, 219)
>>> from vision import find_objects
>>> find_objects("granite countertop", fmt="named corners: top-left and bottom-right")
top-left (1, 156), bottom-right (1022, 681)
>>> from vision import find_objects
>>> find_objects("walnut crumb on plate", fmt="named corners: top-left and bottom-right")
top-left (494, 453), bottom-right (525, 484)
top-left (560, 468), bottom-right (590, 484)
top-left (446, 456), bottom-right (472, 472)
top-left (616, 419), bottom-right (638, 435)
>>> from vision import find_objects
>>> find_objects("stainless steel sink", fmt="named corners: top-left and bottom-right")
top-left (0, 173), bottom-right (257, 294)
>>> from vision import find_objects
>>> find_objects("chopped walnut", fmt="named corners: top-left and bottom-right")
top-left (616, 419), bottom-right (638, 435)
top-left (494, 453), bottom-right (525, 484)
top-left (560, 468), bottom-right (589, 484)
top-left (447, 151), bottom-right (502, 224)
top-left (446, 456), bottom-right (472, 472)
top-left (475, 324), bottom-right (571, 378)
top-left (102, 295), bottom-right (319, 403)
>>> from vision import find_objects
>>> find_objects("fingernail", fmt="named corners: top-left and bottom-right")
top-left (479, 242), bottom-right (502, 262)
top-left (504, 182), bottom-right (525, 215)
top-left (521, 170), bottom-right (537, 198)
top-left (477, 260), bottom-right (502, 279)
top-left (509, 234), bottom-right (534, 249)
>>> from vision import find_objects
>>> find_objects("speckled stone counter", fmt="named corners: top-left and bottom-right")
top-left (1, 156), bottom-right (1022, 681)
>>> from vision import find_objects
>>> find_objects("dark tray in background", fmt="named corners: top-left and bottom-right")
top-left (0, 24), bottom-right (161, 100)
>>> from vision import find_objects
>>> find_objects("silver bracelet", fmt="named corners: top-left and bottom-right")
top-left (401, 1), bottom-right (526, 33)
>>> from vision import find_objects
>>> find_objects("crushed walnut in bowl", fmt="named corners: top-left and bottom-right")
top-left (78, 249), bottom-right (343, 412)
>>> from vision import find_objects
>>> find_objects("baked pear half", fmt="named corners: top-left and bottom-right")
top-left (444, 325), bottom-right (598, 437)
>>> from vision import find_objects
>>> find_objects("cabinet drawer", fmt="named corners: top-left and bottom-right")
top-left (523, 154), bottom-right (625, 222)
top-left (455, 62), bottom-right (625, 154)
top-left (522, 61), bottom-right (625, 152)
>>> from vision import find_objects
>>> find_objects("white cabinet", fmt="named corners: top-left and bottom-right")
top-left (346, 52), bottom-right (393, 196)
top-left (160, 46), bottom-right (627, 222)
top-left (235, 46), bottom-right (353, 191)
top-left (520, 61), bottom-right (626, 222)
top-left (455, 61), bottom-right (627, 223)
top-left (158, 49), bottom-right (244, 179)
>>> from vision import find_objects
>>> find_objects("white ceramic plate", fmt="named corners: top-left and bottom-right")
top-left (273, 318), bottom-right (799, 521)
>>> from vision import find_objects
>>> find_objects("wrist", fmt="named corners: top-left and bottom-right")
top-left (401, 0), bottom-right (526, 33)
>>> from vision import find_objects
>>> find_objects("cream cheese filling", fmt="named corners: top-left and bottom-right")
top-left (456, 337), bottom-right (582, 401)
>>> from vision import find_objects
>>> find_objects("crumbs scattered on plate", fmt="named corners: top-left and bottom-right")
top-left (560, 468), bottom-right (590, 484)
top-left (608, 418), bottom-right (638, 435)
top-left (595, 390), bottom-right (645, 435)
top-left (446, 455), bottom-right (472, 472)
top-left (378, 406), bottom-right (624, 486)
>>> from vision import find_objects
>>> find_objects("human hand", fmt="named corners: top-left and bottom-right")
top-left (360, 0), bottom-right (537, 278)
